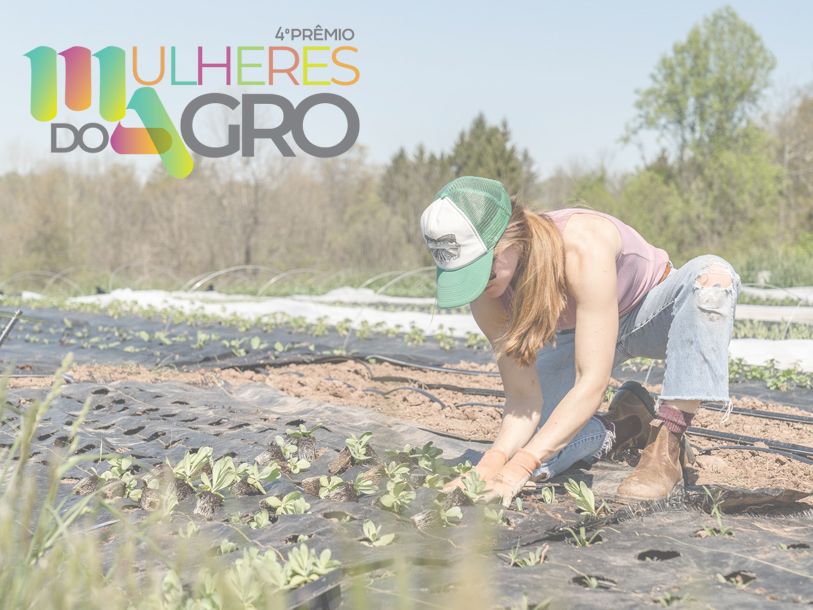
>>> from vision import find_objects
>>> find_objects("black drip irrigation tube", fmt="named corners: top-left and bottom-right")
top-left (698, 444), bottom-right (813, 465)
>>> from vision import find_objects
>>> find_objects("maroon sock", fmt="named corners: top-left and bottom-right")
top-left (656, 402), bottom-right (694, 435)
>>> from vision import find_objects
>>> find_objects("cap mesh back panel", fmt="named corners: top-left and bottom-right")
top-left (436, 177), bottom-right (510, 247)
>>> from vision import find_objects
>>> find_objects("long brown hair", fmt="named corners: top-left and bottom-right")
top-left (492, 196), bottom-right (567, 367)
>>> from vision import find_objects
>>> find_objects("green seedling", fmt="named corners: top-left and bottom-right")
top-left (423, 473), bottom-right (446, 490)
top-left (500, 543), bottom-right (549, 567)
top-left (318, 475), bottom-right (344, 498)
top-left (177, 521), bottom-right (199, 539)
top-left (216, 539), bottom-right (239, 556)
top-left (285, 423), bottom-right (324, 439)
top-left (379, 480), bottom-right (416, 514)
top-left (249, 508), bottom-right (272, 529)
top-left (434, 499), bottom-right (462, 527)
top-left (698, 487), bottom-right (734, 537)
top-left (412, 441), bottom-right (443, 471)
top-left (352, 473), bottom-right (379, 496)
top-left (509, 593), bottom-right (552, 610)
top-left (539, 485), bottom-right (556, 504)
top-left (274, 435), bottom-right (299, 460)
top-left (564, 526), bottom-right (604, 547)
top-left (172, 447), bottom-right (213, 485)
top-left (286, 456), bottom-right (311, 474)
top-left (192, 330), bottom-right (212, 349)
top-left (356, 320), bottom-right (373, 339)
top-left (263, 491), bottom-right (311, 515)
top-left (346, 432), bottom-right (374, 462)
top-left (200, 456), bottom-right (238, 498)
top-left (249, 336), bottom-right (267, 351)
top-left (434, 326), bottom-right (455, 351)
top-left (405, 324), bottom-right (425, 346)
top-left (360, 519), bottom-right (395, 547)
top-left (453, 460), bottom-right (474, 475)
top-left (716, 571), bottom-right (755, 588)
top-left (564, 479), bottom-right (608, 517)
top-left (309, 316), bottom-right (329, 336)
top-left (285, 544), bottom-right (341, 588)
top-left (483, 505), bottom-right (508, 526)
top-left (383, 461), bottom-right (410, 482)
top-left (465, 332), bottom-right (491, 350)
top-left (461, 471), bottom-right (487, 502)
top-left (654, 592), bottom-right (683, 607)
top-left (236, 462), bottom-right (281, 494)
top-left (335, 318), bottom-right (352, 337)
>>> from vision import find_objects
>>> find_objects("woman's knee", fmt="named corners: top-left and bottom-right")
top-left (679, 255), bottom-right (741, 322)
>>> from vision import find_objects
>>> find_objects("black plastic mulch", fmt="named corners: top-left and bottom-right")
top-left (2, 379), bottom-right (811, 608)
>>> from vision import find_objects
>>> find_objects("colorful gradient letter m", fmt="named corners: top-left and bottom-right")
top-left (25, 46), bottom-right (194, 178)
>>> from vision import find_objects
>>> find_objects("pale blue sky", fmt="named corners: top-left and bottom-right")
top-left (2, 1), bottom-right (812, 179)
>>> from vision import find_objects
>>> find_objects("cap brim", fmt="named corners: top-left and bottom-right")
top-left (435, 249), bottom-right (493, 308)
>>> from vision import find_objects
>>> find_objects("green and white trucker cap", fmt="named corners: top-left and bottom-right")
top-left (420, 176), bottom-right (512, 308)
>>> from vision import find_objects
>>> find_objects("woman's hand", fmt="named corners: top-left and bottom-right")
top-left (442, 447), bottom-right (507, 493)
top-left (481, 449), bottom-right (541, 507)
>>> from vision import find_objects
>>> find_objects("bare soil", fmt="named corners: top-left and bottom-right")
top-left (10, 359), bottom-right (812, 494)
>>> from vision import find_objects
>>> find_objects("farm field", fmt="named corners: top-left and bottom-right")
top-left (1, 292), bottom-right (811, 609)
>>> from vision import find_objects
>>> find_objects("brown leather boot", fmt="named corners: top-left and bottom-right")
top-left (616, 420), bottom-right (692, 502)
top-left (603, 381), bottom-right (656, 453)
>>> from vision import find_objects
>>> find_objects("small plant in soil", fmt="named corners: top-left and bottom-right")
top-left (564, 526), bottom-right (604, 547)
top-left (352, 472), bottom-right (379, 496)
top-left (697, 487), bottom-right (734, 538)
top-left (177, 521), bottom-right (199, 538)
top-left (172, 447), bottom-right (213, 490)
top-left (564, 479), bottom-right (608, 517)
top-left (461, 471), bottom-right (488, 503)
top-left (716, 571), bottom-right (756, 588)
top-left (194, 456), bottom-right (238, 519)
top-left (249, 508), bottom-right (272, 529)
top-left (233, 462), bottom-right (281, 496)
top-left (383, 460), bottom-right (410, 482)
top-left (404, 323), bottom-right (425, 346)
top-left (284, 543), bottom-right (342, 588)
top-left (318, 475), bottom-right (344, 499)
top-left (509, 593), bottom-right (552, 610)
top-left (500, 543), bottom-right (549, 568)
top-left (379, 480), bottom-right (416, 514)
top-left (286, 455), bottom-right (311, 475)
top-left (654, 592), bottom-right (683, 607)
top-left (483, 505), bottom-right (508, 526)
top-left (263, 491), bottom-right (311, 516)
top-left (346, 432), bottom-right (374, 462)
top-left (422, 472), bottom-right (446, 490)
top-left (285, 422), bottom-right (324, 440)
top-left (433, 498), bottom-right (462, 527)
top-left (453, 460), bottom-right (474, 475)
top-left (539, 485), bottom-right (556, 504)
top-left (360, 519), bottom-right (395, 547)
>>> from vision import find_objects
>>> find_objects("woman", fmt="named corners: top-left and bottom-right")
top-left (420, 176), bottom-right (741, 507)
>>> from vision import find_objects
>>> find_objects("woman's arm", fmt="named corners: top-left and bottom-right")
top-left (485, 214), bottom-right (621, 503)
top-left (469, 293), bottom-right (544, 458)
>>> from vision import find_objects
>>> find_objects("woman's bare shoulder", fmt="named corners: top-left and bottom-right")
top-left (561, 212), bottom-right (622, 257)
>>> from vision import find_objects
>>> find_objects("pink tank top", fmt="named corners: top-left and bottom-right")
top-left (499, 208), bottom-right (669, 331)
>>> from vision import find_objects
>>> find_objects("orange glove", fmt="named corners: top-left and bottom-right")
top-left (483, 449), bottom-right (541, 507)
top-left (443, 448), bottom-right (507, 493)
top-left (473, 448), bottom-right (508, 482)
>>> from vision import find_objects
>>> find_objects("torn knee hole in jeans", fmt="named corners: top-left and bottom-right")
top-left (694, 264), bottom-right (734, 321)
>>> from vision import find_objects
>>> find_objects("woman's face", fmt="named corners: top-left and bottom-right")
top-left (482, 243), bottom-right (520, 299)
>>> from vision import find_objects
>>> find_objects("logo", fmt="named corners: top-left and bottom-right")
top-left (425, 234), bottom-right (461, 265)
top-left (25, 42), bottom-right (361, 179)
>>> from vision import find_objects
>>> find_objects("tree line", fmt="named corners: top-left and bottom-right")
top-left (0, 6), bottom-right (811, 292)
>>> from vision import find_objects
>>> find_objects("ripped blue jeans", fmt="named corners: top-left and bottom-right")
top-left (531, 254), bottom-right (742, 480)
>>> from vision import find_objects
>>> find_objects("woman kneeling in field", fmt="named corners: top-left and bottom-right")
top-left (420, 176), bottom-right (740, 506)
